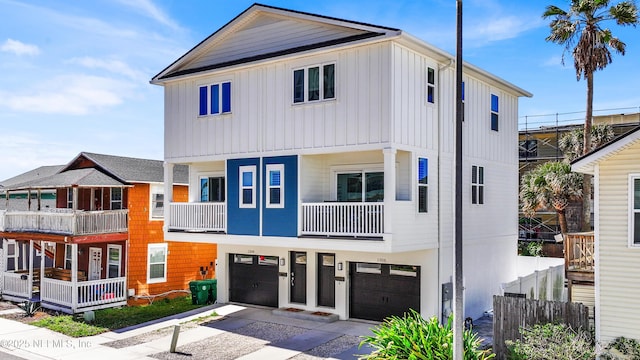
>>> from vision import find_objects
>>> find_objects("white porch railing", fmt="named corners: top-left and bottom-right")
top-left (168, 202), bottom-right (226, 232)
top-left (301, 202), bottom-right (384, 237)
top-left (2, 272), bottom-right (31, 298)
top-left (2, 209), bottom-right (128, 235)
top-left (41, 277), bottom-right (127, 311)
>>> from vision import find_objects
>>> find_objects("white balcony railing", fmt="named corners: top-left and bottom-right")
top-left (1, 209), bottom-right (128, 235)
top-left (168, 202), bottom-right (226, 232)
top-left (2, 272), bottom-right (31, 298)
top-left (301, 202), bottom-right (384, 237)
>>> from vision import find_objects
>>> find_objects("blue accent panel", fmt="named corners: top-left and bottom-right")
top-left (198, 86), bottom-right (207, 116)
top-left (263, 155), bottom-right (298, 237)
top-left (211, 84), bottom-right (219, 114)
top-left (227, 158), bottom-right (260, 236)
top-left (491, 94), bottom-right (499, 112)
top-left (222, 82), bottom-right (231, 113)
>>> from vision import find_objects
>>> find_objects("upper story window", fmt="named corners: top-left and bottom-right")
top-left (293, 63), bottom-right (335, 103)
top-left (418, 158), bottom-right (429, 213)
top-left (111, 188), bottom-right (122, 210)
top-left (199, 81), bottom-right (231, 116)
top-left (150, 184), bottom-right (164, 220)
top-left (630, 176), bottom-right (640, 246)
top-left (266, 164), bottom-right (284, 208)
top-left (491, 94), bottom-right (499, 131)
top-left (201, 176), bottom-right (225, 202)
top-left (472, 165), bottom-right (484, 205)
top-left (336, 171), bottom-right (383, 202)
top-left (427, 67), bottom-right (435, 103)
top-left (67, 188), bottom-right (73, 208)
top-left (239, 165), bottom-right (256, 208)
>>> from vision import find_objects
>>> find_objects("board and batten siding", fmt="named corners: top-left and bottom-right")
top-left (165, 42), bottom-right (394, 161)
top-left (596, 140), bottom-right (640, 343)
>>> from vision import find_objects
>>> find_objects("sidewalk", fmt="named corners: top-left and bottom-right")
top-left (0, 303), bottom-right (376, 360)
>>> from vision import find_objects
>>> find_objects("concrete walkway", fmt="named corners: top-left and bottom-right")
top-left (0, 304), bottom-right (376, 360)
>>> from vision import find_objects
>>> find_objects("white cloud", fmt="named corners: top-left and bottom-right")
top-left (115, 0), bottom-right (181, 30)
top-left (0, 74), bottom-right (134, 115)
top-left (0, 134), bottom-right (76, 181)
top-left (543, 55), bottom-right (570, 68)
top-left (67, 57), bottom-right (145, 81)
top-left (1, 39), bottom-right (40, 56)
top-left (465, 16), bottom-right (543, 45)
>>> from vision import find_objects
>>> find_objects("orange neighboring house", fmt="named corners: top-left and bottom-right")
top-left (0, 152), bottom-right (217, 313)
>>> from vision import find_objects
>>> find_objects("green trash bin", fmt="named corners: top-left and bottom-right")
top-left (202, 279), bottom-right (217, 304)
top-left (189, 280), bottom-right (211, 305)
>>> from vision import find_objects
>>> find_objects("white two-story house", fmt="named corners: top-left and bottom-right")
top-left (151, 4), bottom-right (531, 321)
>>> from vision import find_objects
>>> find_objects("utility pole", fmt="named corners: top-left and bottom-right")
top-left (453, 1), bottom-right (464, 359)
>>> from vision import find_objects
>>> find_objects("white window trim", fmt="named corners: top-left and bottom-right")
top-left (6, 240), bottom-right (18, 270)
top-left (292, 62), bottom-right (336, 104)
top-left (199, 173), bottom-right (226, 203)
top-left (629, 174), bottom-right (640, 248)
top-left (417, 157), bottom-right (429, 213)
top-left (111, 188), bottom-right (123, 209)
top-left (149, 183), bottom-right (164, 221)
top-left (490, 93), bottom-right (499, 132)
top-left (198, 80), bottom-right (232, 117)
top-left (107, 244), bottom-right (122, 278)
top-left (239, 165), bottom-right (257, 209)
top-left (471, 165), bottom-right (485, 205)
top-left (330, 164), bottom-right (384, 202)
top-left (67, 188), bottom-right (73, 209)
top-left (266, 164), bottom-right (285, 208)
top-left (147, 243), bottom-right (168, 284)
top-left (426, 66), bottom-right (436, 105)
top-left (64, 244), bottom-right (73, 270)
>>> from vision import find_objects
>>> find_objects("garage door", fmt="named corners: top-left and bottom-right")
top-left (349, 262), bottom-right (420, 321)
top-left (229, 254), bottom-right (279, 307)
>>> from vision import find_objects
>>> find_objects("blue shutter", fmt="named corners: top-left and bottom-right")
top-left (211, 84), bottom-right (219, 114)
top-left (222, 82), bottom-right (231, 113)
top-left (198, 86), bottom-right (207, 116)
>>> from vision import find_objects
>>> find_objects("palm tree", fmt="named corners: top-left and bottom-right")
top-left (559, 123), bottom-right (615, 162)
top-left (543, 0), bottom-right (638, 230)
top-left (520, 161), bottom-right (583, 234)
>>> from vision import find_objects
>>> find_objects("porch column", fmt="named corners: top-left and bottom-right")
top-left (37, 189), bottom-right (41, 211)
top-left (164, 162), bottom-right (174, 232)
top-left (71, 243), bottom-right (78, 311)
top-left (4, 190), bottom-right (8, 210)
top-left (383, 148), bottom-right (397, 235)
top-left (2, 239), bottom-right (7, 271)
top-left (28, 240), bottom-right (34, 299)
top-left (72, 187), bottom-right (78, 211)
top-left (27, 189), bottom-right (31, 211)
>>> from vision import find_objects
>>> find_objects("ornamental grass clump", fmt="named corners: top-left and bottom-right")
top-left (358, 309), bottom-right (493, 360)
top-left (506, 323), bottom-right (594, 360)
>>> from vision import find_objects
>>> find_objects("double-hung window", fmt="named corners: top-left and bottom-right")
top-left (427, 67), bottom-right (435, 103)
top-left (150, 184), bottom-right (164, 219)
top-left (418, 158), bottom-right (429, 213)
top-left (293, 63), bottom-right (335, 103)
top-left (490, 94), bottom-right (499, 131)
top-left (336, 171), bottom-right (383, 202)
top-left (6, 240), bottom-right (18, 271)
top-left (630, 176), bottom-right (640, 246)
top-left (239, 166), bottom-right (256, 208)
top-left (471, 165), bottom-right (484, 205)
top-left (107, 244), bottom-right (121, 278)
top-left (199, 81), bottom-right (231, 116)
top-left (67, 188), bottom-right (73, 208)
top-left (148, 243), bottom-right (167, 283)
top-left (266, 164), bottom-right (284, 208)
top-left (111, 188), bottom-right (122, 210)
top-left (200, 176), bottom-right (225, 202)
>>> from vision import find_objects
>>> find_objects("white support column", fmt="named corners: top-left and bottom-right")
top-left (72, 187), bottom-right (78, 211)
top-left (164, 162), bottom-right (174, 232)
top-left (71, 243), bottom-right (78, 311)
top-left (2, 239), bottom-right (7, 272)
top-left (37, 189), bottom-right (41, 211)
top-left (383, 148), bottom-right (397, 236)
top-left (28, 240), bottom-right (34, 299)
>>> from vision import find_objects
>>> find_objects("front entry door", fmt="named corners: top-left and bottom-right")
top-left (290, 252), bottom-right (307, 304)
top-left (317, 253), bottom-right (336, 308)
top-left (88, 247), bottom-right (102, 280)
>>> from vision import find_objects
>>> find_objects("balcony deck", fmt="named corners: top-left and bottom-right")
top-left (564, 232), bottom-right (594, 283)
top-left (0, 209), bottom-right (128, 236)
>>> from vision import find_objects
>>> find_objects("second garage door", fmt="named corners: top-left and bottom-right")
top-left (349, 262), bottom-right (420, 321)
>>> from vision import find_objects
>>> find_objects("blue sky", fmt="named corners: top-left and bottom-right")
top-left (1, 0), bottom-right (639, 180)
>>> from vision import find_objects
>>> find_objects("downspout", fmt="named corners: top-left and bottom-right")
top-left (437, 58), bottom-right (455, 321)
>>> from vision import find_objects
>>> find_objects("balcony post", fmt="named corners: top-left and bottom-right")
top-left (383, 148), bottom-right (396, 235)
top-left (28, 239), bottom-right (34, 299)
top-left (71, 243), bottom-right (78, 312)
top-left (164, 162), bottom-right (174, 232)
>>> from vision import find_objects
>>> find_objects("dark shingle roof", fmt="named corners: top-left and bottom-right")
top-left (3, 168), bottom-right (128, 191)
top-left (0, 165), bottom-right (65, 188)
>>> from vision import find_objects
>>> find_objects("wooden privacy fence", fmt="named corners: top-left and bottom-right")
top-left (493, 295), bottom-right (589, 359)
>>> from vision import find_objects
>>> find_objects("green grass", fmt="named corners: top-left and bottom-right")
top-left (32, 296), bottom-right (204, 337)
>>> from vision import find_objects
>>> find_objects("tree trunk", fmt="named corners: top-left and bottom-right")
top-left (557, 208), bottom-right (568, 234)
top-left (582, 72), bottom-right (594, 231)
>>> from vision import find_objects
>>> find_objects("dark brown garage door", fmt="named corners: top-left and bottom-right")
top-left (229, 254), bottom-right (279, 307)
top-left (349, 262), bottom-right (420, 321)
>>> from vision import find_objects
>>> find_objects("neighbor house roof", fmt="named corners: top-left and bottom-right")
top-left (572, 125), bottom-right (640, 175)
top-left (2, 168), bottom-right (128, 191)
top-left (0, 165), bottom-right (64, 189)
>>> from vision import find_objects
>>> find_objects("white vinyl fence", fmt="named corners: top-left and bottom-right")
top-left (502, 262), bottom-right (567, 301)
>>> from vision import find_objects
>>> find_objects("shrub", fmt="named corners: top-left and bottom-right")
top-left (506, 323), bottom-right (594, 360)
top-left (600, 337), bottom-right (640, 359)
top-left (19, 300), bottom-right (41, 317)
top-left (358, 309), bottom-right (493, 360)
